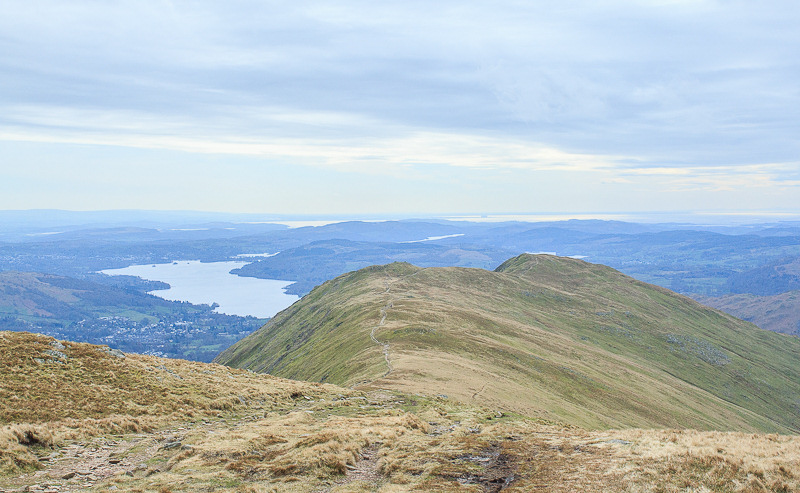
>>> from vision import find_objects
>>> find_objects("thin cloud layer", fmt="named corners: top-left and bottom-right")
top-left (0, 0), bottom-right (798, 214)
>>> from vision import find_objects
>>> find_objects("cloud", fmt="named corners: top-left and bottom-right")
top-left (0, 103), bottom-right (626, 176)
top-left (1, 0), bottom-right (799, 213)
top-left (1, 101), bottom-right (797, 195)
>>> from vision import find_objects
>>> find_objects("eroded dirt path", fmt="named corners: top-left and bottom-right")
top-left (364, 279), bottom-right (396, 383)
top-left (319, 444), bottom-right (385, 493)
top-left (370, 300), bottom-right (394, 378)
top-left (361, 270), bottom-right (425, 389)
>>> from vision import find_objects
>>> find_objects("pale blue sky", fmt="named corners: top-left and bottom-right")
top-left (1, 0), bottom-right (799, 215)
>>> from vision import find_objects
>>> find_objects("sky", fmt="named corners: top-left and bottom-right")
top-left (1, 0), bottom-right (799, 217)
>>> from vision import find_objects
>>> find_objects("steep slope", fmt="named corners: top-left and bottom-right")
top-left (217, 254), bottom-right (800, 433)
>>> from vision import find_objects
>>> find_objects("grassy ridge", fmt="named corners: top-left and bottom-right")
top-left (217, 254), bottom-right (800, 433)
top-left (215, 263), bottom-right (420, 385)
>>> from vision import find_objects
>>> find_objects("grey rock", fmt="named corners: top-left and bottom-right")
top-left (156, 365), bottom-right (182, 379)
top-left (592, 439), bottom-right (633, 446)
top-left (160, 441), bottom-right (182, 450)
top-left (44, 349), bottom-right (67, 361)
top-left (108, 348), bottom-right (125, 358)
top-left (95, 346), bottom-right (126, 358)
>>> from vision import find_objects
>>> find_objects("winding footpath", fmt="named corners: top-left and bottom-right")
top-left (370, 281), bottom-right (394, 377)
top-left (363, 270), bottom-right (422, 386)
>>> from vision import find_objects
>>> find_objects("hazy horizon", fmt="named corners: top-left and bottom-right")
top-left (2, 208), bottom-right (800, 229)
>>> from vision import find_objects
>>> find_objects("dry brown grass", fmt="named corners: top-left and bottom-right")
top-left (608, 428), bottom-right (800, 492)
top-left (3, 330), bottom-right (800, 492)
top-left (0, 424), bottom-right (54, 473)
top-left (0, 331), bottom-right (338, 425)
top-left (92, 394), bottom-right (518, 492)
top-left (194, 409), bottom-right (429, 482)
top-left (75, 415), bottom-right (800, 492)
top-left (0, 330), bottom-right (351, 476)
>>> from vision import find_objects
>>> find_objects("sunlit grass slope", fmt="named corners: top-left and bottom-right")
top-left (216, 254), bottom-right (800, 433)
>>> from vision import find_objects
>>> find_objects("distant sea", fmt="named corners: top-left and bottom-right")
top-left (100, 260), bottom-right (299, 318)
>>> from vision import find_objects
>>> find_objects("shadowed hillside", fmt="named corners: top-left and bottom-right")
top-left (696, 290), bottom-right (800, 335)
top-left (217, 254), bottom-right (800, 433)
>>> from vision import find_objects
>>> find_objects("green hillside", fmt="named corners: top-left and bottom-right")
top-left (216, 254), bottom-right (800, 432)
top-left (0, 271), bottom-right (263, 361)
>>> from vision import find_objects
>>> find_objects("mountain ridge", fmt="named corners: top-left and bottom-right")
top-left (217, 254), bottom-right (800, 433)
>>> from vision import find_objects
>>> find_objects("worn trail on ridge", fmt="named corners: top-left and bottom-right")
top-left (369, 280), bottom-right (394, 378)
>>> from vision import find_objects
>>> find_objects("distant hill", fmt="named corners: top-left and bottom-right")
top-left (217, 254), bottom-right (800, 433)
top-left (725, 258), bottom-right (800, 296)
top-left (695, 290), bottom-right (800, 335)
top-left (223, 221), bottom-right (800, 297)
top-left (0, 271), bottom-right (263, 361)
top-left (232, 238), bottom-right (511, 295)
top-left (4, 217), bottom-right (800, 298)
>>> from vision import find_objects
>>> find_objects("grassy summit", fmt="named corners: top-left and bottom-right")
top-left (217, 254), bottom-right (800, 433)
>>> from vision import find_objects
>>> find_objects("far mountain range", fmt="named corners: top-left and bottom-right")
top-left (1, 212), bottom-right (799, 359)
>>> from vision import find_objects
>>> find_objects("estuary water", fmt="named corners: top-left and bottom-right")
top-left (100, 260), bottom-right (299, 318)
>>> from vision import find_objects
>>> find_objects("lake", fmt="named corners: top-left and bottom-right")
top-left (100, 260), bottom-right (299, 318)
